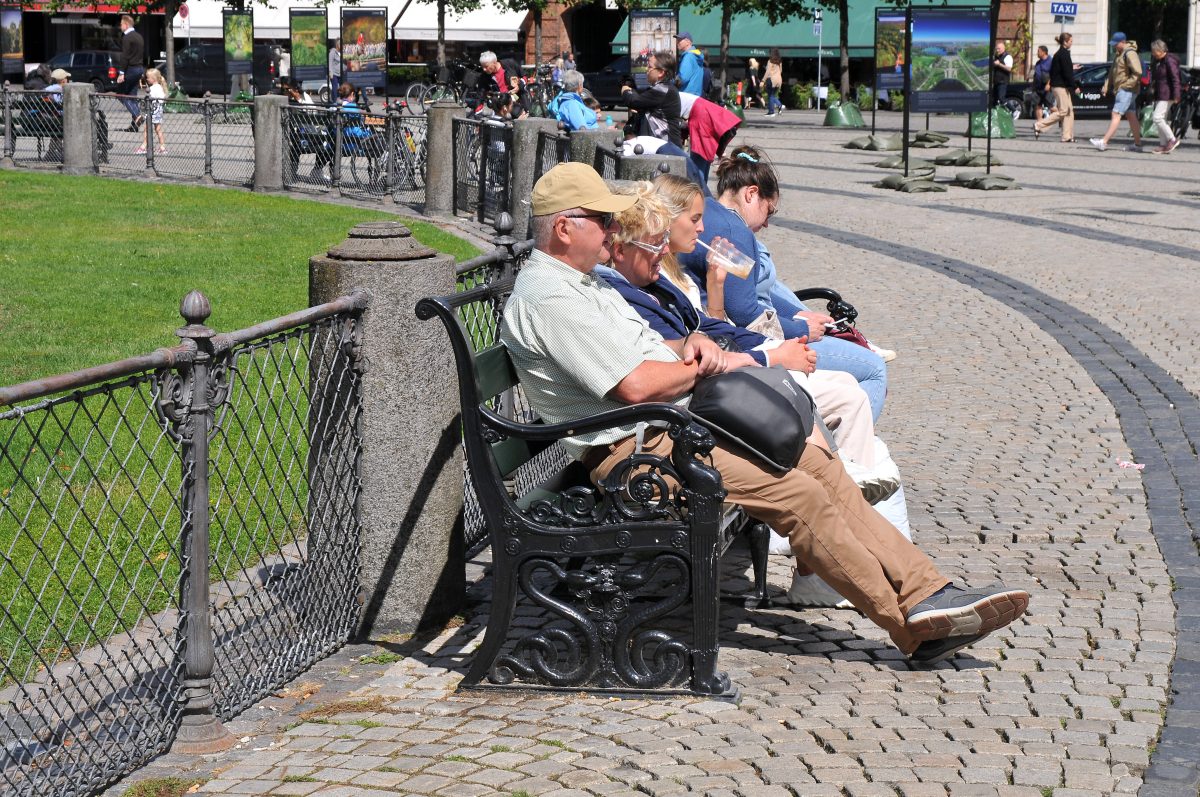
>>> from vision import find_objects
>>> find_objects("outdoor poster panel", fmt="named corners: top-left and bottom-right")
top-left (340, 7), bottom-right (387, 91)
top-left (290, 8), bottom-right (328, 83)
top-left (1, 7), bottom-right (22, 77)
top-left (874, 8), bottom-right (906, 93)
top-left (909, 5), bottom-right (991, 113)
top-left (629, 8), bottom-right (676, 89)
top-left (223, 7), bottom-right (254, 76)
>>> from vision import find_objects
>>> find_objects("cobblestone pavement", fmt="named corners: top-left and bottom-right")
top-left (106, 111), bottom-right (1198, 797)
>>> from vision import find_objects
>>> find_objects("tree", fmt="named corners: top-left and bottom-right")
top-left (493, 0), bottom-right (556, 71)
top-left (426, 0), bottom-right (482, 68)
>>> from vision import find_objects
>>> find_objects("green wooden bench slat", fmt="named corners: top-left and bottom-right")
top-left (474, 344), bottom-right (519, 401)
top-left (490, 436), bottom-right (534, 478)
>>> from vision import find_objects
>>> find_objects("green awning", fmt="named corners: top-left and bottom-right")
top-left (611, 1), bottom-right (983, 59)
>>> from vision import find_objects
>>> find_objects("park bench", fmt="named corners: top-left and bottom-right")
top-left (10, 92), bottom-right (65, 161)
top-left (419, 274), bottom-right (776, 699)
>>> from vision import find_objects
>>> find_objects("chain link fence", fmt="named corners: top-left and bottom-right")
top-left (282, 106), bottom-right (427, 209)
top-left (593, 142), bottom-right (620, 181)
top-left (3, 89), bottom-right (65, 167)
top-left (0, 291), bottom-right (366, 797)
top-left (533, 129), bottom-right (571, 184)
top-left (87, 94), bottom-right (255, 186)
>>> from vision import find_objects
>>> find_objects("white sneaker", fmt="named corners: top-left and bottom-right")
top-left (1089, 137), bottom-right (1107, 152)
top-left (868, 343), bottom-right (897, 363)
top-left (842, 457), bottom-right (901, 505)
top-left (787, 568), bottom-right (853, 608)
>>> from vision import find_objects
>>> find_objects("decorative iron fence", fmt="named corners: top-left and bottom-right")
top-left (452, 116), bottom-right (482, 217)
top-left (87, 94), bottom-right (255, 186)
top-left (281, 105), bottom-right (427, 208)
top-left (0, 291), bottom-right (366, 797)
top-left (593, 142), bottom-right (620, 181)
top-left (533, 129), bottom-right (571, 183)
top-left (476, 120), bottom-right (512, 226)
top-left (450, 224), bottom-right (568, 555)
top-left (2, 89), bottom-right (65, 167)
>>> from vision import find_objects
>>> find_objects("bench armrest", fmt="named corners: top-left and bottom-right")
top-left (480, 401), bottom-right (692, 443)
top-left (793, 287), bottom-right (858, 325)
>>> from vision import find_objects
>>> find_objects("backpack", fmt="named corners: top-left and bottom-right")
top-left (701, 62), bottom-right (714, 98)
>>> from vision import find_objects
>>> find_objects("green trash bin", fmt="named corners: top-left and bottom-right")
top-left (824, 101), bottom-right (865, 128)
top-left (967, 106), bottom-right (1016, 138)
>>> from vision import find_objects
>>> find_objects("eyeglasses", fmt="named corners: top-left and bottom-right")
top-left (762, 196), bottom-right (779, 219)
top-left (627, 237), bottom-right (670, 255)
top-left (569, 211), bottom-right (616, 228)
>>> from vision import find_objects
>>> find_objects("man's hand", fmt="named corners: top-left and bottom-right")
top-left (767, 337), bottom-right (818, 374)
top-left (794, 310), bottom-right (834, 341)
top-left (682, 334), bottom-right (728, 377)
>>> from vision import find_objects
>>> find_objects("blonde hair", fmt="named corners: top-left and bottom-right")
top-left (144, 68), bottom-right (166, 89)
top-left (652, 173), bottom-right (703, 287)
top-left (609, 181), bottom-right (671, 253)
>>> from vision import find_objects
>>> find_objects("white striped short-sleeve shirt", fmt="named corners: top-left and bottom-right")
top-left (499, 249), bottom-right (684, 459)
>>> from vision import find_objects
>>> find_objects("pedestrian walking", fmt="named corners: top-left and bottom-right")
top-left (763, 49), bottom-right (783, 117)
top-left (1149, 40), bottom-right (1182, 154)
top-left (1031, 45), bottom-right (1053, 125)
top-left (116, 14), bottom-right (145, 130)
top-left (1090, 33), bottom-right (1143, 152)
top-left (1035, 33), bottom-right (1079, 142)
top-left (745, 57), bottom-right (762, 108)
top-left (329, 39), bottom-right (342, 100)
top-left (136, 68), bottom-right (168, 155)
top-left (991, 41), bottom-right (1013, 108)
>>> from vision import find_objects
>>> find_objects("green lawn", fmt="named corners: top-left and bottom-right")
top-left (0, 171), bottom-right (479, 689)
top-left (0, 170), bottom-right (479, 386)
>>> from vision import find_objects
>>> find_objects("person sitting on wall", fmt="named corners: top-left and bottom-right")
top-left (554, 70), bottom-right (598, 132)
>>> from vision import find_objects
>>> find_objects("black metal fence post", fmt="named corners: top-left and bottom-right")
top-left (203, 99), bottom-right (214, 181)
top-left (385, 109), bottom-right (398, 204)
top-left (2, 86), bottom-right (14, 164)
top-left (332, 110), bottom-right (344, 193)
top-left (168, 290), bottom-right (235, 754)
top-left (142, 95), bottom-right (155, 176)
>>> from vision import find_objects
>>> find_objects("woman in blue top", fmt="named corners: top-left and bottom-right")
top-left (677, 145), bottom-right (889, 421)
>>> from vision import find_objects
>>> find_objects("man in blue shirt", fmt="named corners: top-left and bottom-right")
top-left (554, 70), bottom-right (598, 131)
top-left (675, 31), bottom-right (706, 95)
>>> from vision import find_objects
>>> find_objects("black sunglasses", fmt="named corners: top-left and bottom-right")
top-left (571, 211), bottom-right (616, 228)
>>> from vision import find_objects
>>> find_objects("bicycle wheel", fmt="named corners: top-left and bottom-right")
top-left (427, 82), bottom-right (458, 107)
top-left (405, 82), bottom-right (429, 115)
top-left (368, 146), bottom-right (389, 193)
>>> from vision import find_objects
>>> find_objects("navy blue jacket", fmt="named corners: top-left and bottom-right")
top-left (595, 266), bottom-right (768, 365)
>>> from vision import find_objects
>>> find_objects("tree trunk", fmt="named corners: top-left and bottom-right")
top-left (164, 0), bottom-right (177, 86)
top-left (437, 0), bottom-right (446, 68)
top-left (720, 0), bottom-right (731, 92)
top-left (839, 0), bottom-right (850, 98)
top-left (534, 6), bottom-right (543, 71)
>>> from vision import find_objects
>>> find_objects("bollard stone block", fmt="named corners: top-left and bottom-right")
top-left (253, 94), bottom-right (286, 192)
top-left (62, 83), bottom-right (96, 175)
top-left (617, 154), bottom-right (687, 182)
top-left (309, 222), bottom-right (464, 637)
top-left (425, 101), bottom-right (466, 216)
top-left (510, 116), bottom-right (560, 237)
top-left (569, 128), bottom-right (620, 171)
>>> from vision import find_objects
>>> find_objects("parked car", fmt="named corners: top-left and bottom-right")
top-left (44, 50), bottom-right (122, 92)
top-left (582, 55), bottom-right (631, 109)
top-left (157, 42), bottom-right (279, 96)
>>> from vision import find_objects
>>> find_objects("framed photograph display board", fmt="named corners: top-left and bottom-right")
top-left (340, 7), bottom-right (387, 91)
top-left (909, 5), bottom-right (991, 114)
top-left (629, 9), bottom-right (676, 89)
top-left (223, 7), bottom-right (254, 76)
top-left (290, 8), bottom-right (328, 83)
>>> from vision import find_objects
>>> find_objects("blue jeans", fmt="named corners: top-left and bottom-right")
top-left (766, 83), bottom-right (782, 114)
top-left (117, 66), bottom-right (144, 122)
top-left (810, 335), bottom-right (887, 422)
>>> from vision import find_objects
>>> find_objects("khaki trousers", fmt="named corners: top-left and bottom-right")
top-left (801, 370), bottom-right (876, 469)
top-left (1038, 87), bottom-right (1074, 141)
top-left (590, 431), bottom-right (949, 653)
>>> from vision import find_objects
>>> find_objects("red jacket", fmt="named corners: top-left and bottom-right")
top-left (687, 98), bottom-right (741, 162)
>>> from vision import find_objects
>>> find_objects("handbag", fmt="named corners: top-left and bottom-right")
top-left (688, 367), bottom-right (815, 473)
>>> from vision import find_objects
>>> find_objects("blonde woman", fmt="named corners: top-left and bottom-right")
top-left (745, 57), bottom-right (762, 108)
top-left (136, 68), bottom-right (168, 154)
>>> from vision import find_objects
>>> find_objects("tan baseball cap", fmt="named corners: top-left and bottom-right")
top-left (531, 162), bottom-right (637, 216)
top-left (51, 68), bottom-right (71, 81)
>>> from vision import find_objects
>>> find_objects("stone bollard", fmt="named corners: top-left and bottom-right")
top-left (569, 128), bottom-right (618, 171)
top-left (424, 100), bottom-right (466, 216)
top-left (253, 94), bottom-right (286, 192)
top-left (309, 222), bottom-right (464, 637)
top-left (62, 83), bottom-right (96, 176)
top-left (618, 153), bottom-right (687, 182)
top-left (510, 116), bottom-right (560, 238)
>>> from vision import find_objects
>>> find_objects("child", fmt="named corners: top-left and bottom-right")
top-left (584, 96), bottom-right (612, 128)
top-left (136, 68), bottom-right (168, 154)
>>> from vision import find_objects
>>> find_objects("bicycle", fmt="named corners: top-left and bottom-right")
top-left (404, 60), bottom-right (485, 114)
